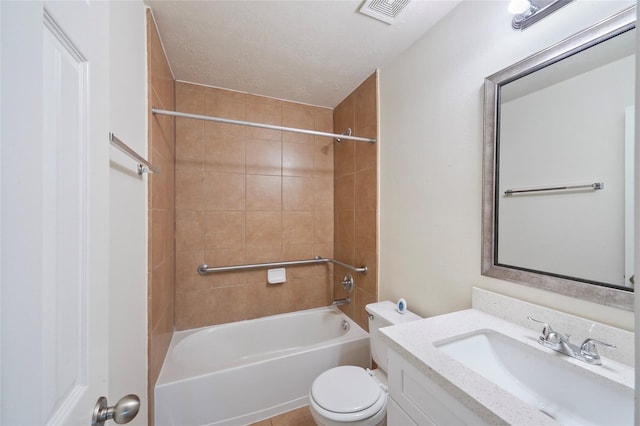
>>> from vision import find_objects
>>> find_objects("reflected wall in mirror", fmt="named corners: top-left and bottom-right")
top-left (482, 6), bottom-right (636, 311)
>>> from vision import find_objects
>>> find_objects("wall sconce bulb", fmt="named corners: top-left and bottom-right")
top-left (508, 0), bottom-right (531, 15)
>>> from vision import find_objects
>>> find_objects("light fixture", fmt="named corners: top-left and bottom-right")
top-left (508, 0), bottom-right (574, 31)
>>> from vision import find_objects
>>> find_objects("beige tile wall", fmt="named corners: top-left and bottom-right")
top-left (147, 10), bottom-right (175, 424)
top-left (174, 82), bottom-right (335, 330)
top-left (333, 72), bottom-right (379, 331)
top-left (145, 25), bottom-right (378, 416)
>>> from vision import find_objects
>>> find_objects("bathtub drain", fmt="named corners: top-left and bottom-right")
top-left (341, 320), bottom-right (350, 331)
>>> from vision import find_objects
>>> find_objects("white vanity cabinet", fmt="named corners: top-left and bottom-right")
top-left (387, 350), bottom-right (487, 426)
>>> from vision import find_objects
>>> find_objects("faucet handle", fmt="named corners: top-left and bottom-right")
top-left (580, 338), bottom-right (616, 354)
top-left (527, 316), bottom-right (554, 337)
top-left (580, 338), bottom-right (615, 365)
top-left (527, 316), bottom-right (570, 343)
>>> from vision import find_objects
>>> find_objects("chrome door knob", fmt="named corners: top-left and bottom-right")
top-left (92, 394), bottom-right (140, 426)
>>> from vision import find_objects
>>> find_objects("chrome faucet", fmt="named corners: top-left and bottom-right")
top-left (527, 317), bottom-right (616, 365)
top-left (332, 297), bottom-right (351, 307)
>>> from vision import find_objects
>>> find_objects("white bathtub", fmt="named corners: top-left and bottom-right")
top-left (155, 306), bottom-right (370, 426)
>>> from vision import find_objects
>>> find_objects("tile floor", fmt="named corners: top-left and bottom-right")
top-left (250, 406), bottom-right (315, 426)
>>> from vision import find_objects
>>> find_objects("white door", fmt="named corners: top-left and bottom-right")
top-left (0, 1), bottom-right (136, 424)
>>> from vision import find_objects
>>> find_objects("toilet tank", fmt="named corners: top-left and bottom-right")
top-left (365, 301), bottom-right (421, 372)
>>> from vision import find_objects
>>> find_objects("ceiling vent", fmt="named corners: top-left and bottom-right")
top-left (359, 0), bottom-right (411, 25)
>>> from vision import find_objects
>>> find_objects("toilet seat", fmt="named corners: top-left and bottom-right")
top-left (310, 366), bottom-right (387, 422)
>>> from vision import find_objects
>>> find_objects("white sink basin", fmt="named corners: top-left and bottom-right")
top-left (435, 330), bottom-right (633, 425)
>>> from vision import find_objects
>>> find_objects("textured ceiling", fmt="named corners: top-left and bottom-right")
top-left (145, 0), bottom-right (460, 107)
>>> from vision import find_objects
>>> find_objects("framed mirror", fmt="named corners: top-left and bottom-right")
top-left (482, 6), bottom-right (636, 311)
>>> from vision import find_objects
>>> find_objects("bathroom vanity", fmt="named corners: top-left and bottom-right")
top-left (381, 288), bottom-right (634, 425)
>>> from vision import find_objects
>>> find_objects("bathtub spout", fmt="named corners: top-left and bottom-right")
top-left (332, 297), bottom-right (351, 307)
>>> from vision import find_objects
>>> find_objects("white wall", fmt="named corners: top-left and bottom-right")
top-left (379, 0), bottom-right (635, 330)
top-left (109, 1), bottom-right (148, 424)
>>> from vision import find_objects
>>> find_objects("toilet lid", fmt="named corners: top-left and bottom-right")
top-left (311, 366), bottom-right (383, 414)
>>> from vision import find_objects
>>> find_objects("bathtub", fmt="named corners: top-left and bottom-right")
top-left (155, 306), bottom-right (370, 426)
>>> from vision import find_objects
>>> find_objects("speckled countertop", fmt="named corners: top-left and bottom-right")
top-left (380, 305), bottom-right (634, 425)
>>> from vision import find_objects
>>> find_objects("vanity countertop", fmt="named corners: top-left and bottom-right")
top-left (380, 308), bottom-right (634, 425)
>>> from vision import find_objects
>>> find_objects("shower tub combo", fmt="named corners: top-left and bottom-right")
top-left (155, 306), bottom-right (370, 426)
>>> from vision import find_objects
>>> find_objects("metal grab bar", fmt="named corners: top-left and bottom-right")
top-left (197, 256), bottom-right (367, 275)
top-left (152, 108), bottom-right (376, 143)
top-left (109, 132), bottom-right (159, 174)
top-left (504, 182), bottom-right (604, 195)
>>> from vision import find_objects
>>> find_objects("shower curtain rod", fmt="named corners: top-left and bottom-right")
top-left (152, 108), bottom-right (376, 143)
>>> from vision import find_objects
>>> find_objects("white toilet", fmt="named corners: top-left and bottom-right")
top-left (308, 301), bottom-right (421, 426)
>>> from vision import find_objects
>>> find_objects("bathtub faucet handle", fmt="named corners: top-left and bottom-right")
top-left (341, 274), bottom-right (354, 292)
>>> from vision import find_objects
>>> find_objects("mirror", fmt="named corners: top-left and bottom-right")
top-left (482, 6), bottom-right (636, 311)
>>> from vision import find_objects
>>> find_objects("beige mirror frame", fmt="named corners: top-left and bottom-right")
top-left (482, 6), bottom-right (636, 312)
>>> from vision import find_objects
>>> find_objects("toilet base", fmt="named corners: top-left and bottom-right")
top-left (309, 406), bottom-right (386, 426)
